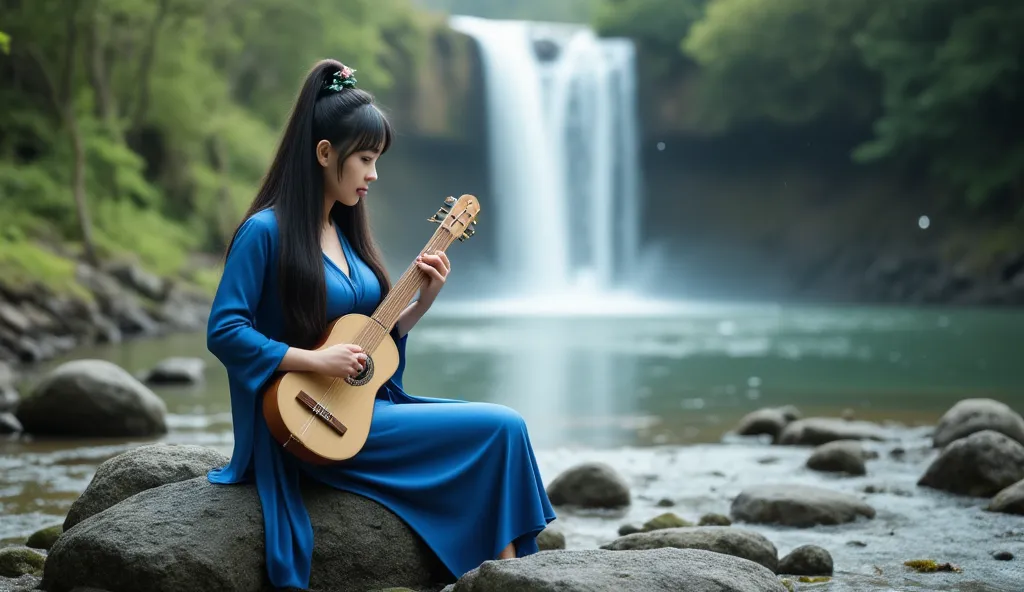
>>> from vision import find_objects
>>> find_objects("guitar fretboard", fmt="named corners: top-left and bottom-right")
top-left (349, 224), bottom-right (459, 350)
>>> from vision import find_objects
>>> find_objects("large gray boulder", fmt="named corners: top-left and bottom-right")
top-left (918, 430), bottom-right (1024, 497)
top-left (446, 548), bottom-right (787, 592)
top-left (599, 526), bottom-right (779, 573)
top-left (42, 477), bottom-right (449, 592)
top-left (545, 462), bottom-right (630, 509)
top-left (730, 484), bottom-right (875, 527)
top-left (15, 359), bottom-right (167, 437)
top-left (64, 444), bottom-right (229, 530)
top-left (733, 408), bottom-right (791, 442)
top-left (778, 418), bottom-right (886, 446)
top-left (931, 398), bottom-right (1024, 448)
top-left (988, 478), bottom-right (1024, 515)
top-left (805, 440), bottom-right (867, 475)
top-left (139, 357), bottom-right (205, 386)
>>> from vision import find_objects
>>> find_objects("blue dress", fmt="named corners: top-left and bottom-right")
top-left (205, 208), bottom-right (557, 590)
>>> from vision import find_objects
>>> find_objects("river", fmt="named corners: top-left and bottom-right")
top-left (2, 300), bottom-right (1023, 590)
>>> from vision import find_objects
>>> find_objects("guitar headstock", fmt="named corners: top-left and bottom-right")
top-left (428, 194), bottom-right (480, 242)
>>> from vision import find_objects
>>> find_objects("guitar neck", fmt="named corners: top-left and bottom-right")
top-left (369, 224), bottom-right (459, 332)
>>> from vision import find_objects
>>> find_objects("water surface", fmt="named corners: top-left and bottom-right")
top-left (2, 301), bottom-right (1023, 590)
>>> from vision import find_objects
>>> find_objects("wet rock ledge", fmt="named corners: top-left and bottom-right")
top-left (0, 261), bottom-right (211, 366)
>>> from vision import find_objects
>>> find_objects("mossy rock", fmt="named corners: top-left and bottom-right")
top-left (903, 559), bottom-right (962, 573)
top-left (26, 524), bottom-right (63, 550)
top-left (797, 576), bottom-right (832, 583)
top-left (642, 512), bottom-right (693, 531)
top-left (0, 546), bottom-right (46, 577)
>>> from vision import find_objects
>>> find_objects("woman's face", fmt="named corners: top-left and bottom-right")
top-left (317, 141), bottom-right (380, 207)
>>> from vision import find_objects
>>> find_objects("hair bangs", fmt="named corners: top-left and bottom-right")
top-left (346, 104), bottom-right (393, 157)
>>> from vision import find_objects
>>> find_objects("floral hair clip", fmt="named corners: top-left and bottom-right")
top-left (322, 66), bottom-right (357, 94)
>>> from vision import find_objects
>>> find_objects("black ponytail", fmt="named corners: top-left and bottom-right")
top-left (228, 59), bottom-right (394, 348)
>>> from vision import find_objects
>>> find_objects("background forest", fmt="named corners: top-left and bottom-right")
top-left (1, 0), bottom-right (1021, 302)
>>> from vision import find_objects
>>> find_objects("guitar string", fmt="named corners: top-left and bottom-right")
top-left (295, 226), bottom-right (459, 439)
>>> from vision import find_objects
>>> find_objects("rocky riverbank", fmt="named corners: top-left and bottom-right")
top-left (2, 368), bottom-right (1023, 591)
top-left (0, 261), bottom-right (211, 367)
top-left (793, 245), bottom-right (1024, 307)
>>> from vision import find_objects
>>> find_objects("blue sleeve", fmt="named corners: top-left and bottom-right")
top-left (207, 213), bottom-right (290, 394)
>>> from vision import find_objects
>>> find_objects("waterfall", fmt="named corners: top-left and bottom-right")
top-left (449, 16), bottom-right (642, 299)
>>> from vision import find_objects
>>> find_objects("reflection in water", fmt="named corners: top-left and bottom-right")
top-left (418, 315), bottom-right (645, 449)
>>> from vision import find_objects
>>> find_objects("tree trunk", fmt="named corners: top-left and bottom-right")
top-left (129, 0), bottom-right (170, 131)
top-left (59, 0), bottom-right (99, 266)
top-left (67, 104), bottom-right (98, 266)
top-left (86, 11), bottom-right (118, 137)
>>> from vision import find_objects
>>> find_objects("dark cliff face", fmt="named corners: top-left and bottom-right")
top-left (375, 29), bottom-right (1024, 306)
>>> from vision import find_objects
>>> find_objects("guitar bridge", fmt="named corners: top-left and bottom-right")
top-left (296, 391), bottom-right (348, 436)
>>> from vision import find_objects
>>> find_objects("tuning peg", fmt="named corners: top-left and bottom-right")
top-left (444, 196), bottom-right (456, 206)
top-left (428, 207), bottom-right (450, 224)
top-left (459, 228), bottom-right (476, 241)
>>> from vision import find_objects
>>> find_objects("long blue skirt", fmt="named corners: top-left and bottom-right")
top-left (296, 393), bottom-right (556, 582)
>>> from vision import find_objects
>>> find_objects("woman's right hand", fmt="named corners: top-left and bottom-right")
top-left (310, 343), bottom-right (367, 378)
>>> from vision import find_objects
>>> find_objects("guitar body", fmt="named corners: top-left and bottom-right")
top-left (262, 313), bottom-right (400, 464)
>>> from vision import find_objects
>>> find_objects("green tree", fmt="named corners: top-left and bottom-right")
top-left (852, 1), bottom-right (1024, 206)
top-left (680, 0), bottom-right (1024, 206)
top-left (682, 0), bottom-right (880, 132)
top-left (0, 0), bottom-right (436, 284)
top-left (595, 0), bottom-right (709, 81)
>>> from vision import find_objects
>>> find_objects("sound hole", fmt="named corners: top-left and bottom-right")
top-left (345, 354), bottom-right (374, 386)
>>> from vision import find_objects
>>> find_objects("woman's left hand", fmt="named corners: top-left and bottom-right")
top-left (416, 250), bottom-right (450, 306)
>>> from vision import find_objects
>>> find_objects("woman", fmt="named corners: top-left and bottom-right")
top-left (205, 59), bottom-right (556, 590)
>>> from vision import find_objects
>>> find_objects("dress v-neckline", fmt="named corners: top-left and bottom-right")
top-left (323, 224), bottom-right (352, 281)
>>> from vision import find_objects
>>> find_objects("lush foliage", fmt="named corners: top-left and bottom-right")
top-left (416, 0), bottom-right (597, 23)
top-left (595, 0), bottom-right (708, 81)
top-left (0, 0), bottom-right (436, 290)
top-left (599, 0), bottom-right (1024, 208)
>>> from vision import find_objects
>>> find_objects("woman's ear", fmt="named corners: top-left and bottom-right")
top-left (315, 140), bottom-right (333, 168)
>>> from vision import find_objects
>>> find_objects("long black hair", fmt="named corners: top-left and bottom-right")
top-left (228, 59), bottom-right (394, 348)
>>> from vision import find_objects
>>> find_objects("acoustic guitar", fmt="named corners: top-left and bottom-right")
top-left (262, 194), bottom-right (481, 464)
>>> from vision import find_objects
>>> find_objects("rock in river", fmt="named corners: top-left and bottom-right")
top-left (15, 359), bottom-right (167, 437)
top-left (778, 418), bottom-right (886, 446)
top-left (545, 462), bottom-right (631, 509)
top-left (444, 548), bottom-right (787, 592)
top-left (987, 478), bottom-right (1024, 515)
top-left (599, 526), bottom-right (779, 573)
top-left (918, 430), bottom-right (1024, 497)
top-left (931, 398), bottom-right (1024, 448)
top-left (730, 484), bottom-right (876, 527)
top-left (806, 440), bottom-right (868, 476)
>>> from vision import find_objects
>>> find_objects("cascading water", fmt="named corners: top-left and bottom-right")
top-left (449, 16), bottom-right (642, 303)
